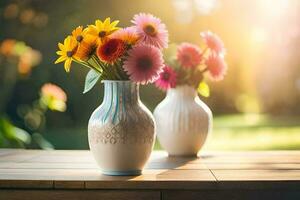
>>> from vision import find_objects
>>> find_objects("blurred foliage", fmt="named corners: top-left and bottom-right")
top-left (204, 114), bottom-right (300, 150)
top-left (0, 36), bottom-right (66, 149)
top-left (0, 116), bottom-right (31, 148)
top-left (42, 114), bottom-right (300, 150)
top-left (0, 83), bottom-right (66, 149)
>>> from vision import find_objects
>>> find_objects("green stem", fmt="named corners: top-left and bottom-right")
top-left (105, 63), bottom-right (116, 80)
top-left (73, 59), bottom-right (102, 74)
top-left (116, 60), bottom-right (129, 80)
top-left (87, 59), bottom-right (102, 74)
top-left (90, 55), bottom-right (103, 72)
top-left (112, 62), bottom-right (122, 80)
top-left (92, 55), bottom-right (112, 79)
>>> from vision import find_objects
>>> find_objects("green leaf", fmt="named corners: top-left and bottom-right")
top-left (197, 82), bottom-right (210, 97)
top-left (0, 117), bottom-right (31, 148)
top-left (83, 69), bottom-right (101, 94)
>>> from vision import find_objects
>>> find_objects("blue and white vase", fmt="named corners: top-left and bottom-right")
top-left (88, 80), bottom-right (155, 176)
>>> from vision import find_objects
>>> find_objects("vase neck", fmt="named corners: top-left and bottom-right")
top-left (167, 85), bottom-right (197, 99)
top-left (103, 81), bottom-right (139, 105)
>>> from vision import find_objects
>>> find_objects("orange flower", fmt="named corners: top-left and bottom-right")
top-left (74, 35), bottom-right (98, 61)
top-left (97, 38), bottom-right (125, 63)
top-left (111, 27), bottom-right (139, 46)
top-left (71, 26), bottom-right (98, 61)
top-left (72, 26), bottom-right (84, 41)
top-left (70, 27), bottom-right (97, 61)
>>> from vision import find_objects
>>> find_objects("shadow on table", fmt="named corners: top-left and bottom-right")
top-left (99, 152), bottom-right (213, 179)
top-left (145, 152), bottom-right (204, 170)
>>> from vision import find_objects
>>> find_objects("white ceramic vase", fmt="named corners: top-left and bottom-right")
top-left (154, 85), bottom-right (212, 156)
top-left (88, 81), bottom-right (155, 176)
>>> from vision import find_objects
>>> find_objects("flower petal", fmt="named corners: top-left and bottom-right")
top-left (87, 25), bottom-right (98, 36)
top-left (110, 20), bottom-right (119, 28)
top-left (56, 51), bottom-right (64, 56)
top-left (103, 18), bottom-right (111, 29)
top-left (64, 58), bottom-right (72, 72)
top-left (58, 43), bottom-right (64, 50)
top-left (95, 20), bottom-right (104, 30)
top-left (55, 56), bottom-right (66, 64)
top-left (64, 36), bottom-right (71, 46)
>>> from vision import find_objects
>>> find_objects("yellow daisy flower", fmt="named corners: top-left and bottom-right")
top-left (72, 26), bottom-right (87, 43)
top-left (75, 34), bottom-right (98, 61)
top-left (70, 26), bottom-right (98, 61)
top-left (55, 36), bottom-right (78, 72)
top-left (87, 18), bottom-right (120, 44)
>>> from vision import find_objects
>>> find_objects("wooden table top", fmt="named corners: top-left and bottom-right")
top-left (1, 149), bottom-right (300, 190)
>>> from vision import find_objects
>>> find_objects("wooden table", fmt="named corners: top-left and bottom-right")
top-left (0, 149), bottom-right (300, 200)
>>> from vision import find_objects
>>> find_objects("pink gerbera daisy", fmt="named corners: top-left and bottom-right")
top-left (132, 13), bottom-right (168, 49)
top-left (177, 42), bottom-right (202, 68)
top-left (155, 65), bottom-right (177, 90)
top-left (201, 31), bottom-right (225, 55)
top-left (123, 44), bottom-right (164, 84)
top-left (205, 53), bottom-right (227, 81)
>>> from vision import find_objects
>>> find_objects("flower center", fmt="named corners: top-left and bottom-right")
top-left (66, 51), bottom-right (73, 57)
top-left (76, 35), bottom-right (83, 42)
top-left (97, 39), bottom-right (125, 63)
top-left (137, 56), bottom-right (153, 71)
top-left (99, 31), bottom-right (106, 38)
top-left (143, 24), bottom-right (157, 36)
top-left (103, 40), bottom-right (119, 55)
top-left (162, 72), bottom-right (170, 80)
top-left (183, 54), bottom-right (191, 62)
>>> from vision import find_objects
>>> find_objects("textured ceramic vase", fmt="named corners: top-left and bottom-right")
top-left (154, 85), bottom-right (212, 156)
top-left (88, 81), bottom-right (155, 176)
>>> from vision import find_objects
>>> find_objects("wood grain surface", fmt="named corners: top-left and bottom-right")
top-left (1, 149), bottom-right (300, 200)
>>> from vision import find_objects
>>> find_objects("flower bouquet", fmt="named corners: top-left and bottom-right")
top-left (55, 13), bottom-right (168, 175)
top-left (55, 13), bottom-right (168, 92)
top-left (154, 31), bottom-right (227, 156)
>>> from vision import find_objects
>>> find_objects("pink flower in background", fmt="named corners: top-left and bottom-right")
top-left (41, 83), bottom-right (67, 102)
top-left (123, 44), bottom-right (164, 84)
top-left (205, 53), bottom-right (227, 81)
top-left (41, 83), bottom-right (67, 112)
top-left (201, 31), bottom-right (225, 55)
top-left (132, 13), bottom-right (168, 49)
top-left (155, 65), bottom-right (177, 90)
top-left (177, 43), bottom-right (202, 68)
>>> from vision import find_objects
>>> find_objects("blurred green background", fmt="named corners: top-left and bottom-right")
top-left (1, 0), bottom-right (300, 150)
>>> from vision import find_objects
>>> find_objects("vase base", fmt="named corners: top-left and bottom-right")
top-left (101, 170), bottom-right (142, 176)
